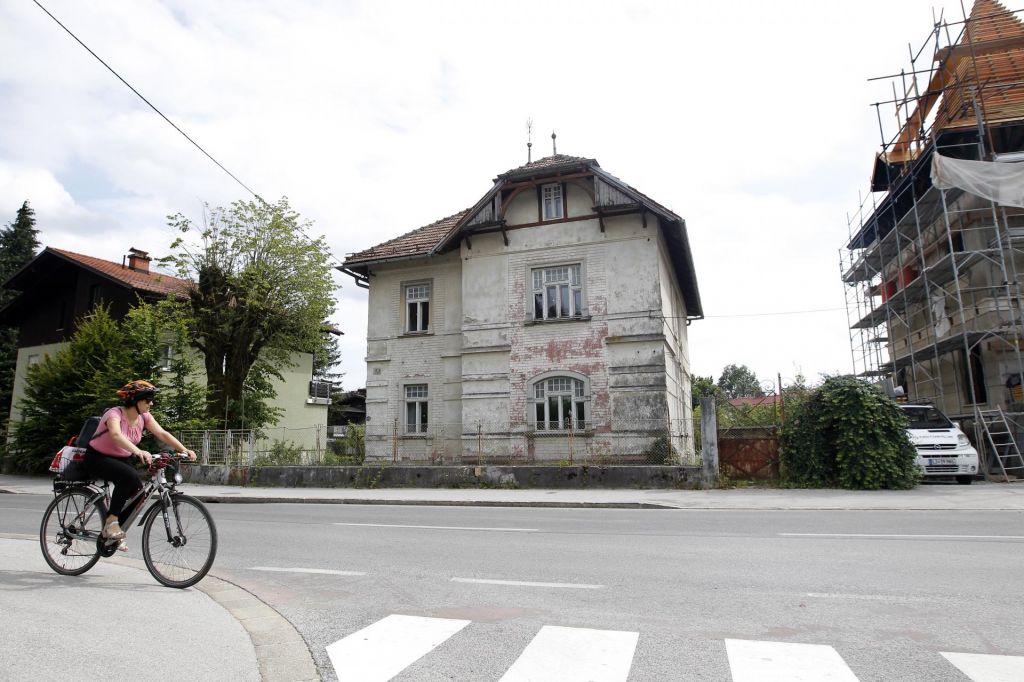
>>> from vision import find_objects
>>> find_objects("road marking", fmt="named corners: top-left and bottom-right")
top-left (941, 652), bottom-right (1024, 681)
top-left (725, 639), bottom-right (859, 681)
top-left (499, 625), bottom-right (638, 682)
top-left (780, 533), bottom-right (1024, 540)
top-left (451, 577), bottom-right (604, 589)
top-left (326, 614), bottom-right (470, 682)
top-left (804, 592), bottom-right (934, 603)
top-left (249, 566), bottom-right (366, 576)
top-left (334, 522), bottom-right (539, 532)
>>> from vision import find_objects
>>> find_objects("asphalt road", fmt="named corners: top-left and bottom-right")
top-left (3, 494), bottom-right (1022, 681)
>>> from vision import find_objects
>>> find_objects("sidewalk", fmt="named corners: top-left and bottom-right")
top-left (3, 473), bottom-right (1023, 510)
top-left (0, 533), bottom-right (317, 681)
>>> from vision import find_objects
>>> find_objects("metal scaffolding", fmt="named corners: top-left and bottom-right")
top-left (841, 1), bottom-right (1024, 478)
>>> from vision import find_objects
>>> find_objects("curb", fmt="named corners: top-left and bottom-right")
top-left (194, 495), bottom-right (672, 509)
top-left (4, 532), bottom-right (320, 681)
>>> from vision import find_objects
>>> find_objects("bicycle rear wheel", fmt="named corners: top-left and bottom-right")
top-left (141, 494), bottom-right (217, 588)
top-left (39, 488), bottom-right (103, 576)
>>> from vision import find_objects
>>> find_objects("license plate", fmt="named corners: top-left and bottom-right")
top-left (928, 458), bottom-right (953, 466)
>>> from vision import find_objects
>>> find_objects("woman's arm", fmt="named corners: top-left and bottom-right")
top-left (146, 416), bottom-right (197, 461)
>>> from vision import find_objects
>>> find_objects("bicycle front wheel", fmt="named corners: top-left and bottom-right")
top-left (39, 488), bottom-right (102, 576)
top-left (141, 494), bottom-right (217, 588)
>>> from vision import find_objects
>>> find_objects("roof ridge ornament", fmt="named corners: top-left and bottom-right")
top-left (526, 118), bottom-right (533, 164)
top-left (551, 130), bottom-right (557, 155)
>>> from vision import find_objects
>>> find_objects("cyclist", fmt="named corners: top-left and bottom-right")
top-left (84, 380), bottom-right (197, 549)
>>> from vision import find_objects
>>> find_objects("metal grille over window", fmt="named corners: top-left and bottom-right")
top-left (542, 183), bottom-right (563, 220)
top-left (405, 384), bottom-right (428, 434)
top-left (534, 377), bottom-right (586, 430)
top-left (405, 284), bottom-right (430, 332)
top-left (533, 264), bottom-right (583, 320)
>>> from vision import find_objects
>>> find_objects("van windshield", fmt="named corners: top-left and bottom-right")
top-left (901, 406), bottom-right (953, 429)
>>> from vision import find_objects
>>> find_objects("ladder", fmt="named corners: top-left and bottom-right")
top-left (976, 407), bottom-right (1024, 482)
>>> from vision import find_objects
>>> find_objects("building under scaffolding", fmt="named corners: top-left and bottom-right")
top-left (841, 0), bottom-right (1024, 479)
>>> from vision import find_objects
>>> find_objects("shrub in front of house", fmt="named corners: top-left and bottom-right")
top-left (780, 375), bottom-right (918, 490)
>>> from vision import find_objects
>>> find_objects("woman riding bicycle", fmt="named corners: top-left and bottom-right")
top-left (84, 380), bottom-right (196, 549)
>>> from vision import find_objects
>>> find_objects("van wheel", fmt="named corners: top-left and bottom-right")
top-left (956, 476), bottom-right (973, 485)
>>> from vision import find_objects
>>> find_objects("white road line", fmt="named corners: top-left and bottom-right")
top-left (326, 614), bottom-right (470, 682)
top-left (942, 652), bottom-right (1024, 682)
top-left (334, 522), bottom-right (539, 532)
top-left (451, 577), bottom-right (604, 589)
top-left (499, 625), bottom-right (638, 682)
top-left (803, 592), bottom-right (934, 603)
top-left (780, 533), bottom-right (1024, 540)
top-left (725, 639), bottom-right (859, 682)
top-left (250, 566), bottom-right (366, 576)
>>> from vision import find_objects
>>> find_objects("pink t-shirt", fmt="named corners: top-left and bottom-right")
top-left (90, 407), bottom-right (153, 458)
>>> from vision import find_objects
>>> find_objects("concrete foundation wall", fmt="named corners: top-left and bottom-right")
top-left (183, 463), bottom-right (704, 489)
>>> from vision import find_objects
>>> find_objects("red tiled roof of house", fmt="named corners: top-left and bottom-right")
top-left (49, 248), bottom-right (191, 297)
top-left (344, 210), bottom-right (470, 265)
top-left (728, 395), bottom-right (782, 408)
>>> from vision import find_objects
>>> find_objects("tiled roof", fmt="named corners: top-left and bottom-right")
top-left (49, 248), bottom-right (191, 297)
top-left (344, 210), bottom-right (470, 265)
top-left (496, 154), bottom-right (596, 181)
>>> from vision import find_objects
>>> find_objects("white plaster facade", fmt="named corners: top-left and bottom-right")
top-left (344, 155), bottom-right (702, 462)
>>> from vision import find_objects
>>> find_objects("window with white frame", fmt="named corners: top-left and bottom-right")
top-left (532, 376), bottom-right (587, 430)
top-left (404, 384), bottom-right (429, 434)
top-left (532, 264), bottom-right (583, 320)
top-left (405, 283), bottom-right (430, 333)
top-left (542, 183), bottom-right (564, 220)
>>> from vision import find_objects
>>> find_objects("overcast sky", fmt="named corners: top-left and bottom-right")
top-left (0, 0), bottom-right (975, 392)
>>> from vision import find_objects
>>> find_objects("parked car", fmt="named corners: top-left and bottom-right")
top-left (899, 404), bottom-right (979, 484)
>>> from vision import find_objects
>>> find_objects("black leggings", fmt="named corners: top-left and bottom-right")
top-left (84, 447), bottom-right (142, 525)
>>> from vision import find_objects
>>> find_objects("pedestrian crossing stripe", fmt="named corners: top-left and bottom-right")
top-left (499, 625), bottom-right (639, 682)
top-left (725, 639), bottom-right (858, 682)
top-left (325, 614), bottom-right (469, 682)
top-left (942, 651), bottom-right (1024, 682)
top-left (325, 615), bottom-right (1024, 682)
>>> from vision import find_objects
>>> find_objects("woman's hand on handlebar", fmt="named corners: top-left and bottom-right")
top-left (180, 449), bottom-right (197, 462)
top-left (136, 450), bottom-right (153, 466)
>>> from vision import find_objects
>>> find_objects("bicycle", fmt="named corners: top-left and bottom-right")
top-left (39, 452), bottom-right (218, 588)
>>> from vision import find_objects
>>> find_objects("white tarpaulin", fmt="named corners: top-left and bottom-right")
top-left (931, 153), bottom-right (1024, 208)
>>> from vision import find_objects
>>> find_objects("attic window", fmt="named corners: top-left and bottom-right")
top-left (542, 183), bottom-right (564, 220)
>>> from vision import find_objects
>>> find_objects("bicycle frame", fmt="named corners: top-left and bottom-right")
top-left (54, 456), bottom-right (185, 545)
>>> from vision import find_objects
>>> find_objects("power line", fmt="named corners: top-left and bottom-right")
top-left (33, 1), bottom-right (348, 270)
top-left (33, 0), bottom-right (260, 199)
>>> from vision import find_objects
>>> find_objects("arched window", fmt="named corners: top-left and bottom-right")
top-left (531, 375), bottom-right (588, 430)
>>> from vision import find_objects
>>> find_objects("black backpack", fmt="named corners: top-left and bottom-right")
top-left (74, 410), bottom-right (111, 447)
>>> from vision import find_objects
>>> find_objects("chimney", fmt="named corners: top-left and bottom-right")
top-left (127, 247), bottom-right (151, 272)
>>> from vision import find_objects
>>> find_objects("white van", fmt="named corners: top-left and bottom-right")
top-left (899, 404), bottom-right (979, 484)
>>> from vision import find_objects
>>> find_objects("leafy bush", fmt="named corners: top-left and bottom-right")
top-left (780, 375), bottom-right (918, 490)
top-left (325, 424), bottom-right (365, 465)
top-left (253, 439), bottom-right (304, 466)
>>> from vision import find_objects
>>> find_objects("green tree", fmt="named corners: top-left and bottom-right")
top-left (779, 375), bottom-right (918, 490)
top-left (163, 197), bottom-right (337, 430)
top-left (7, 302), bottom-right (211, 473)
top-left (718, 364), bottom-right (763, 399)
top-left (0, 201), bottom-right (41, 418)
top-left (691, 375), bottom-right (719, 408)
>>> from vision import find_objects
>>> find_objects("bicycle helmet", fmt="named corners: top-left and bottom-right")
top-left (117, 379), bottom-right (157, 407)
